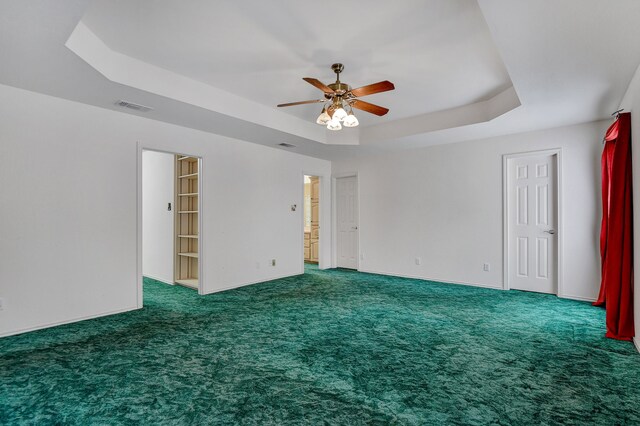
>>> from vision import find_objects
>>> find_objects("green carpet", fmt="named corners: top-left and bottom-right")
top-left (1, 266), bottom-right (639, 425)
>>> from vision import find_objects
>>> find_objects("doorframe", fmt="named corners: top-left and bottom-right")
top-left (502, 148), bottom-right (563, 296)
top-left (137, 144), bottom-right (205, 308)
top-left (332, 172), bottom-right (360, 270)
top-left (300, 172), bottom-right (326, 272)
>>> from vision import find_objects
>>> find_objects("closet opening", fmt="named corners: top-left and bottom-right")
top-left (140, 149), bottom-right (203, 304)
top-left (303, 175), bottom-right (320, 267)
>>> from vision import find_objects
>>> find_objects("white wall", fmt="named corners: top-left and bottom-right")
top-left (0, 83), bottom-right (331, 337)
top-left (142, 150), bottom-right (175, 284)
top-left (334, 120), bottom-right (608, 300)
top-left (620, 63), bottom-right (640, 349)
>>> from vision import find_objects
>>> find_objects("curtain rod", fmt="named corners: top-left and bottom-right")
top-left (603, 109), bottom-right (625, 144)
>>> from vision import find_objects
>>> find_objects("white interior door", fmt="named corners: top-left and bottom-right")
top-left (508, 153), bottom-right (557, 294)
top-left (336, 176), bottom-right (358, 269)
top-left (142, 151), bottom-right (175, 284)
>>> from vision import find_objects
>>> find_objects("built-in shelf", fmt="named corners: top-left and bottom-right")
top-left (178, 252), bottom-right (198, 258)
top-left (175, 154), bottom-right (199, 290)
top-left (178, 172), bottom-right (198, 179)
top-left (175, 279), bottom-right (198, 289)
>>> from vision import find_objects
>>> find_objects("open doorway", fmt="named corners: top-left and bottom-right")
top-left (303, 175), bottom-right (320, 266)
top-left (139, 149), bottom-right (203, 306)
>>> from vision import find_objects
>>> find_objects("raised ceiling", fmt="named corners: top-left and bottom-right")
top-left (80, 0), bottom-right (513, 126)
top-left (0, 0), bottom-right (639, 160)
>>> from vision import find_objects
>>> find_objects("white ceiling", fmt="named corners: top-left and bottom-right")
top-left (0, 0), bottom-right (639, 160)
top-left (81, 0), bottom-right (512, 126)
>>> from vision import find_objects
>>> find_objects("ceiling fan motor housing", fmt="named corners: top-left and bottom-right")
top-left (325, 82), bottom-right (351, 98)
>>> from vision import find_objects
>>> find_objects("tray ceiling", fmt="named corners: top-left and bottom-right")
top-left (81, 0), bottom-right (513, 127)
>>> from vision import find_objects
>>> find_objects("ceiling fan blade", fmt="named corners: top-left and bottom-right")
top-left (351, 99), bottom-right (389, 116)
top-left (277, 99), bottom-right (326, 107)
top-left (303, 77), bottom-right (335, 94)
top-left (350, 80), bottom-right (395, 97)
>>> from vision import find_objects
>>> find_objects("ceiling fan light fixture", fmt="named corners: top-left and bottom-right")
top-left (316, 107), bottom-right (331, 125)
top-left (333, 107), bottom-right (348, 121)
top-left (327, 118), bottom-right (342, 131)
top-left (343, 113), bottom-right (359, 127)
top-left (277, 64), bottom-right (395, 131)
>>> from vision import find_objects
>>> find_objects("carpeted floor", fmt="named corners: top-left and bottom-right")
top-left (1, 266), bottom-right (639, 425)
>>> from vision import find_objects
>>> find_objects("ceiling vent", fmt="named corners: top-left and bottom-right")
top-left (115, 100), bottom-right (154, 112)
top-left (278, 143), bottom-right (296, 148)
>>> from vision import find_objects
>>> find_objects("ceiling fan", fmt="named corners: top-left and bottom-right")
top-left (277, 63), bottom-right (395, 130)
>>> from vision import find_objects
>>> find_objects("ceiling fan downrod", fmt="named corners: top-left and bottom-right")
top-left (327, 63), bottom-right (350, 97)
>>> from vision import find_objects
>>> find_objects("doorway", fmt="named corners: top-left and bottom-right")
top-left (303, 175), bottom-right (320, 265)
top-left (335, 175), bottom-right (359, 269)
top-left (503, 150), bottom-right (561, 295)
top-left (138, 148), bottom-right (203, 307)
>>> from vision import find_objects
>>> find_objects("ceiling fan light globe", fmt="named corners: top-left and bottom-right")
top-left (343, 114), bottom-right (359, 127)
top-left (316, 111), bottom-right (331, 125)
top-left (327, 118), bottom-right (342, 131)
top-left (333, 107), bottom-right (348, 121)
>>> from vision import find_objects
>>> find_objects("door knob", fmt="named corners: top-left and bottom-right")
top-left (352, 226), bottom-right (358, 230)
top-left (543, 229), bottom-right (556, 235)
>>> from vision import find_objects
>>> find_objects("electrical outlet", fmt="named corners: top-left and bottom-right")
top-left (271, 259), bottom-right (276, 267)
top-left (0, 298), bottom-right (4, 311)
top-left (483, 263), bottom-right (490, 272)
top-left (256, 262), bottom-right (261, 269)
top-left (415, 257), bottom-right (422, 266)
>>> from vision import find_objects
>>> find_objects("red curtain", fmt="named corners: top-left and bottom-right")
top-left (594, 112), bottom-right (634, 341)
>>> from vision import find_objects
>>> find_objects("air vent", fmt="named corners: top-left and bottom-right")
top-left (115, 100), bottom-right (154, 112)
top-left (278, 143), bottom-right (296, 148)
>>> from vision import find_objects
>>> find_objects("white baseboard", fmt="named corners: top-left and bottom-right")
top-left (202, 272), bottom-right (304, 295)
top-left (558, 293), bottom-right (596, 303)
top-left (358, 269), bottom-right (598, 301)
top-left (0, 305), bottom-right (140, 339)
top-left (142, 274), bottom-right (174, 285)
top-left (634, 337), bottom-right (640, 354)
top-left (357, 268), bottom-right (503, 290)
top-left (1, 272), bottom-right (602, 339)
